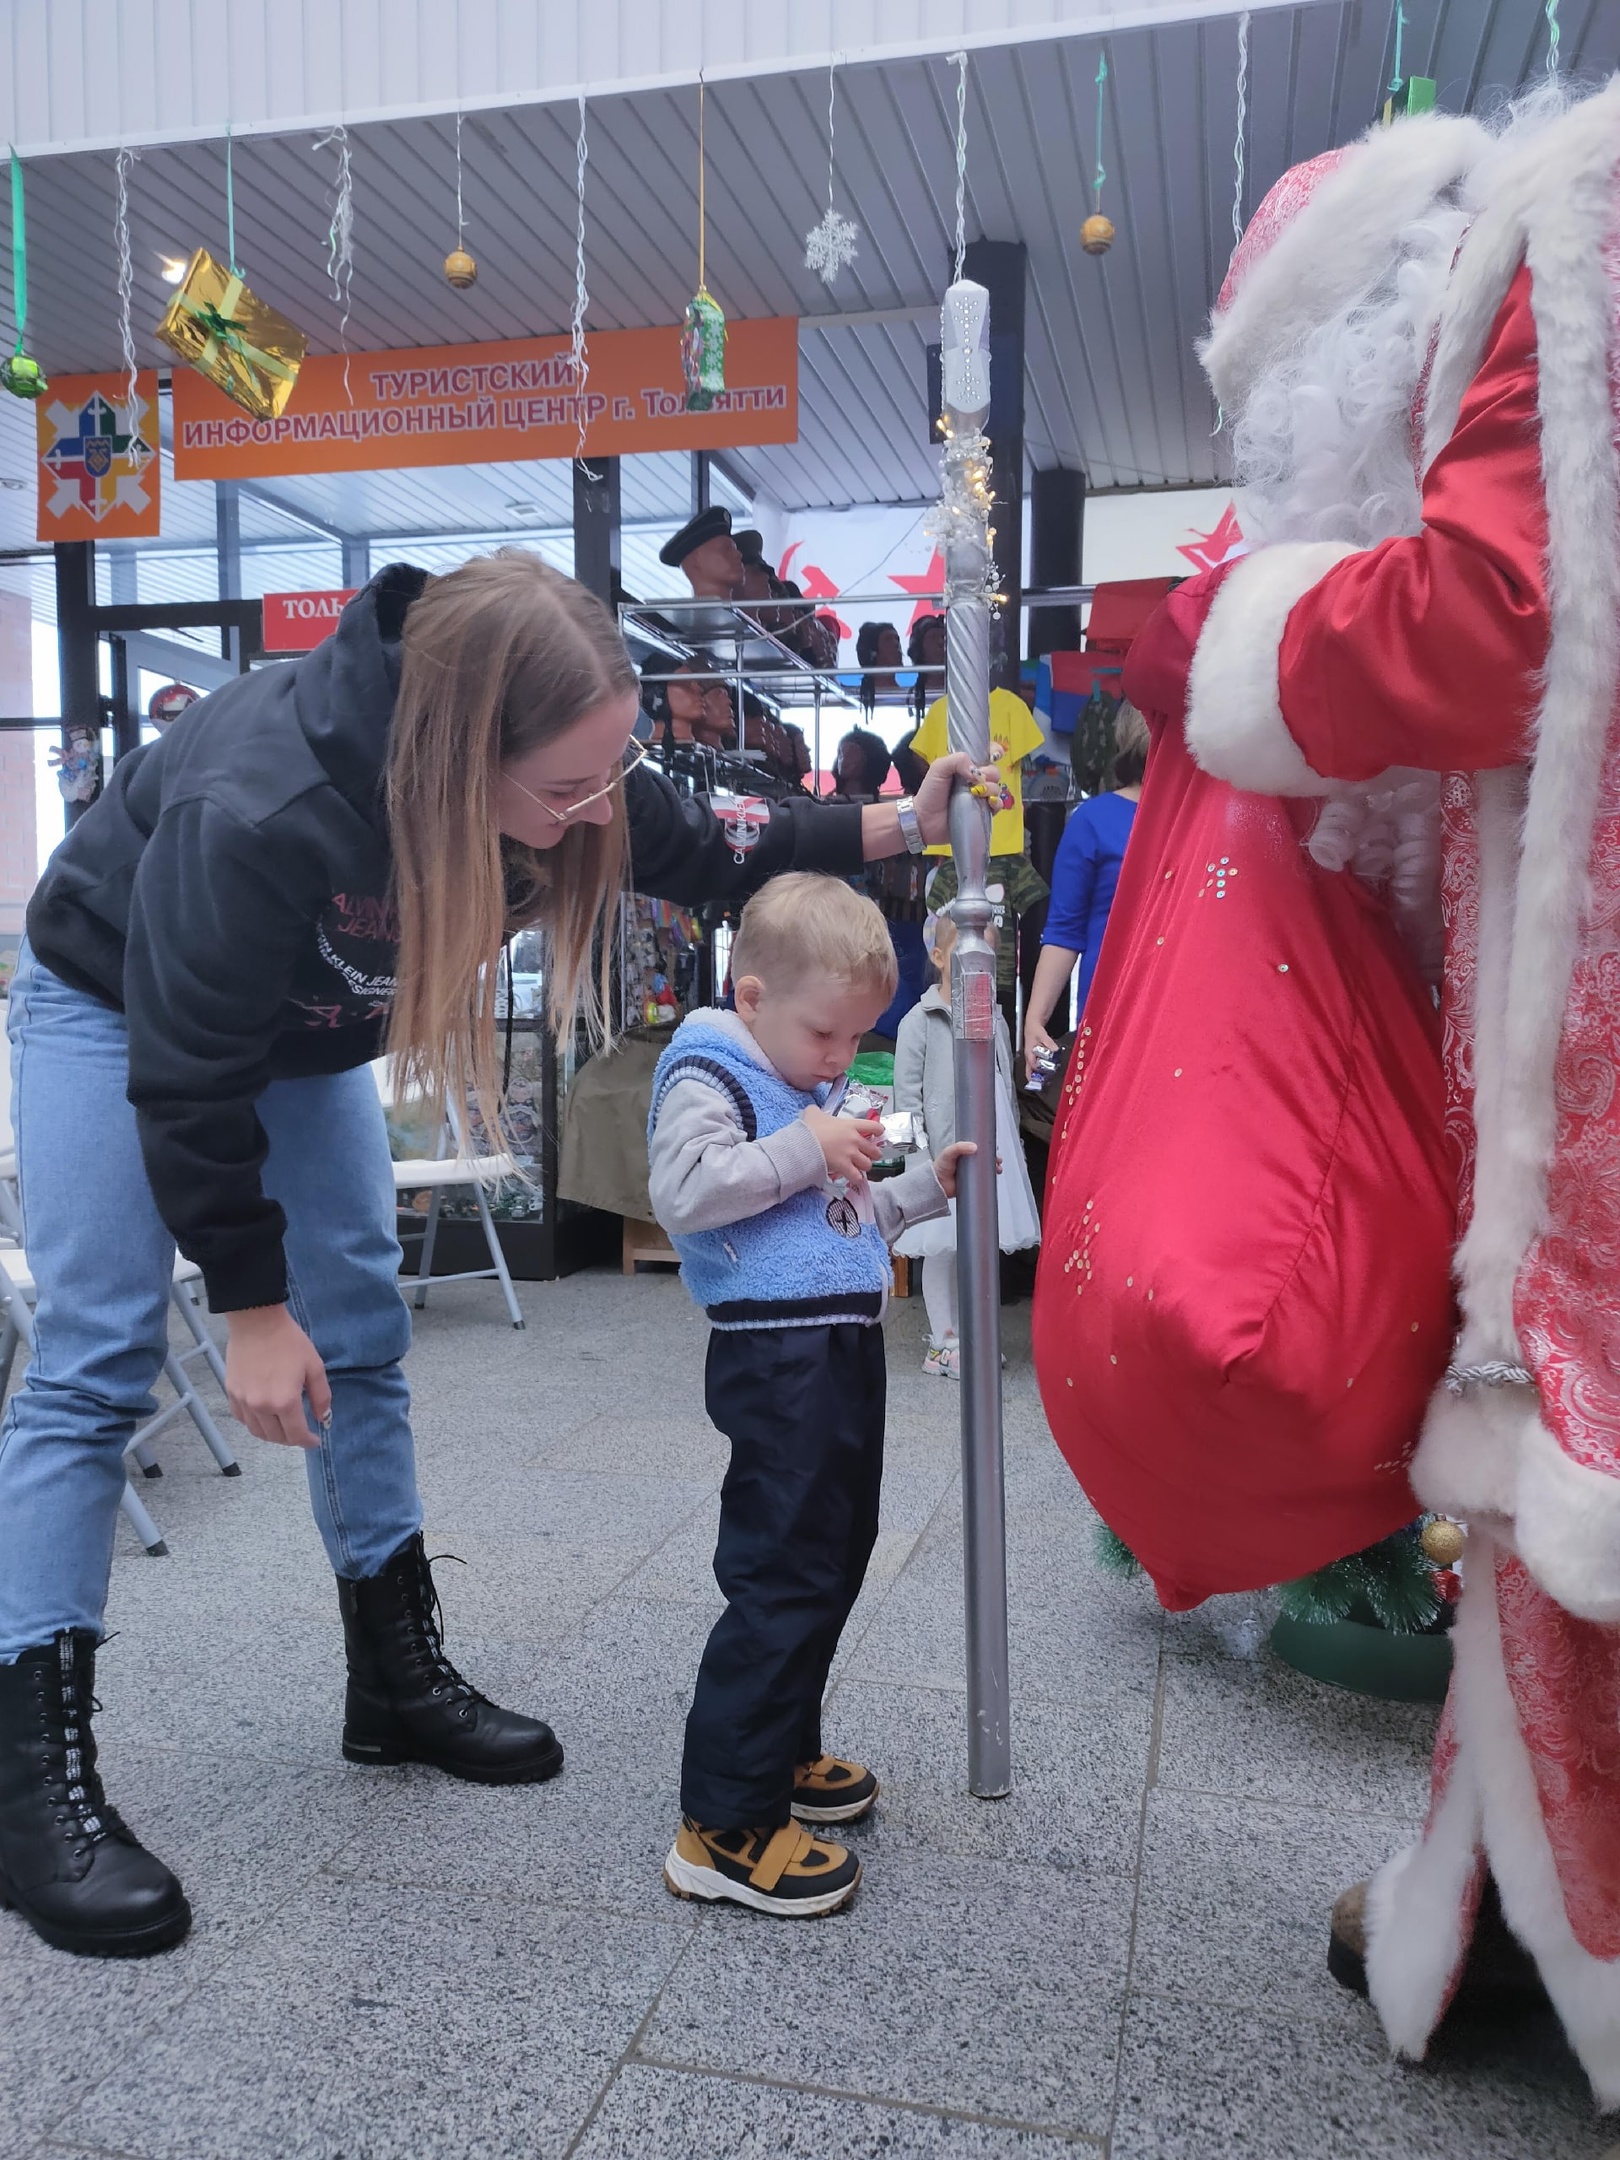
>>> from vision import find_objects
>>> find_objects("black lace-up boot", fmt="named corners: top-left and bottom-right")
top-left (336, 1533), bottom-right (563, 1783)
top-left (0, 1632), bottom-right (191, 1957)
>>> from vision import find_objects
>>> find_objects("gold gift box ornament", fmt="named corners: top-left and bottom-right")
top-left (155, 248), bottom-right (307, 422)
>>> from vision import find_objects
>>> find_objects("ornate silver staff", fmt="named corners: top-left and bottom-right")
top-left (936, 277), bottom-right (1012, 1798)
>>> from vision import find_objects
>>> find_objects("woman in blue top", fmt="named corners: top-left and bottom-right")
top-left (1022, 702), bottom-right (1148, 1082)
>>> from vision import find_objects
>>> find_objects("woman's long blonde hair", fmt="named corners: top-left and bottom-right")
top-left (385, 550), bottom-right (635, 1123)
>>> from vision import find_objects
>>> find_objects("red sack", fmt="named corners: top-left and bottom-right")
top-left (1033, 717), bottom-right (1455, 1610)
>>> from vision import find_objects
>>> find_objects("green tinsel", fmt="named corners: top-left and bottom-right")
top-left (1093, 1522), bottom-right (1143, 1580)
top-left (1278, 1523), bottom-right (1442, 1635)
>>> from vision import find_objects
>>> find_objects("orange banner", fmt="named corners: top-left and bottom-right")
top-left (36, 372), bottom-right (162, 539)
top-left (171, 318), bottom-right (798, 480)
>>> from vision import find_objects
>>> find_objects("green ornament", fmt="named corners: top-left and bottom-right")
top-left (1, 351), bottom-right (46, 400)
top-left (681, 287), bottom-right (726, 413)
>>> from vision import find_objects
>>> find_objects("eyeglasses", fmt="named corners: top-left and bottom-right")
top-left (504, 739), bottom-right (649, 825)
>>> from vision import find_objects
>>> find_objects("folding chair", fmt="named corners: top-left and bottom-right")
top-left (0, 1247), bottom-right (240, 1558)
top-left (373, 1062), bottom-right (525, 1329)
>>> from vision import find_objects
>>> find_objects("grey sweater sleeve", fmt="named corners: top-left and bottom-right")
top-left (870, 1158), bottom-right (950, 1245)
top-left (648, 1076), bottom-right (830, 1235)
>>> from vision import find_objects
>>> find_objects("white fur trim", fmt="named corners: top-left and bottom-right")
top-left (1203, 114), bottom-right (1490, 421)
top-left (1515, 1416), bottom-right (1620, 1624)
top-left (1364, 1533), bottom-right (1620, 2106)
top-left (1184, 543), bottom-right (1358, 795)
top-left (1419, 87), bottom-right (1620, 1598)
top-left (1364, 1753), bottom-right (1482, 2059)
top-left (1409, 1380), bottom-right (1523, 1521)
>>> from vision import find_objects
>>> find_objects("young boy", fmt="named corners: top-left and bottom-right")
top-left (648, 873), bottom-right (972, 1917)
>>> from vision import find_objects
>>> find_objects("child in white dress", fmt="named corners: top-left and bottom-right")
top-left (892, 913), bottom-right (1042, 1376)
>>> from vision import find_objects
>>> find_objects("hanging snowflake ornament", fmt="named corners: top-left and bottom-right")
top-left (805, 206), bottom-right (860, 284)
top-left (804, 60), bottom-right (860, 287)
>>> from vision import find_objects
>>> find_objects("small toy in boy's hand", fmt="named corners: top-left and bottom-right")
top-left (803, 1102), bottom-right (884, 1187)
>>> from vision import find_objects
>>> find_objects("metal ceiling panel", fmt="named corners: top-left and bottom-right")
top-left (0, 0), bottom-right (1613, 558)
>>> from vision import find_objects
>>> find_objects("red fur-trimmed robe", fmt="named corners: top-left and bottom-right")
top-left (1118, 85), bottom-right (1620, 2101)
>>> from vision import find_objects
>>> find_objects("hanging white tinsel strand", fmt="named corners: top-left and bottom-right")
top-left (315, 124), bottom-right (355, 405)
top-left (950, 49), bottom-right (968, 286)
top-left (114, 147), bottom-right (140, 424)
top-left (571, 93), bottom-right (591, 465)
top-left (1232, 12), bottom-right (1251, 250)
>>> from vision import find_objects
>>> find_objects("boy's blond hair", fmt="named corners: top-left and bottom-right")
top-left (730, 873), bottom-right (898, 1001)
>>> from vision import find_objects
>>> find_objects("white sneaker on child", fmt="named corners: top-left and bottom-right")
top-left (922, 1341), bottom-right (961, 1380)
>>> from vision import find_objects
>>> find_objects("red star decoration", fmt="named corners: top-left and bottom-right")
top-left (890, 547), bottom-right (946, 629)
top-left (1176, 503), bottom-right (1245, 574)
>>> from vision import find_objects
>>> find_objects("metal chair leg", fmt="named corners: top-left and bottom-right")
top-left (412, 1188), bottom-right (443, 1310)
top-left (119, 1478), bottom-right (168, 1557)
top-left (161, 1351), bottom-right (239, 1475)
top-left (471, 1180), bottom-right (524, 1330)
top-left (129, 1436), bottom-right (163, 1479)
top-left (174, 1280), bottom-right (228, 1392)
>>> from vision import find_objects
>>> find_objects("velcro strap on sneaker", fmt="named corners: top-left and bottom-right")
top-left (752, 1822), bottom-right (808, 1894)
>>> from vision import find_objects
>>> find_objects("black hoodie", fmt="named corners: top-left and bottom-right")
top-left (27, 565), bottom-right (864, 1313)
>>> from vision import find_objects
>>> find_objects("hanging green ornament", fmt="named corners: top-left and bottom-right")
top-left (4, 150), bottom-right (47, 401)
top-left (682, 78), bottom-right (726, 413)
top-left (682, 288), bottom-right (726, 413)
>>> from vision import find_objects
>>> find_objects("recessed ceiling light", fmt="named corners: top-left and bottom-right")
top-left (158, 254), bottom-right (189, 285)
top-left (504, 499), bottom-right (537, 516)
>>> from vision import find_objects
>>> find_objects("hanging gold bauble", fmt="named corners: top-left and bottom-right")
top-left (1420, 1517), bottom-right (1466, 1568)
top-left (1081, 214), bottom-right (1116, 257)
top-left (444, 248), bottom-right (478, 290)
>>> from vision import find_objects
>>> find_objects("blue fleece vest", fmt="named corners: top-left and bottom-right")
top-left (649, 1018), bottom-right (892, 1328)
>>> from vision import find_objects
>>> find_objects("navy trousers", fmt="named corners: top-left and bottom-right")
top-left (681, 1322), bottom-right (886, 1829)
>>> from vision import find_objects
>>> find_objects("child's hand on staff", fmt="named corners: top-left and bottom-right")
top-left (934, 1141), bottom-right (977, 1198)
top-left (804, 1104), bottom-right (884, 1186)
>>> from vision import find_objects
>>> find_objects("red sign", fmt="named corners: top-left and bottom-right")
top-left (262, 588), bottom-right (358, 651)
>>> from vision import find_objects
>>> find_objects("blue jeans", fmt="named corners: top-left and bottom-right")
top-left (0, 944), bottom-right (420, 1661)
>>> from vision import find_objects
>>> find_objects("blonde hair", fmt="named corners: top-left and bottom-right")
top-left (731, 873), bottom-right (898, 1001)
top-left (385, 550), bottom-right (636, 1122)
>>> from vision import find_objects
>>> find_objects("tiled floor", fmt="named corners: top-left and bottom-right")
top-left (1, 1271), bottom-right (1609, 2158)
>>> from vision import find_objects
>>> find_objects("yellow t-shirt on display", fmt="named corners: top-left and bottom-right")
top-left (911, 687), bottom-right (1046, 855)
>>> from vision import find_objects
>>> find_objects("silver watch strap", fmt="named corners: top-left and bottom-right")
top-left (895, 796), bottom-right (925, 855)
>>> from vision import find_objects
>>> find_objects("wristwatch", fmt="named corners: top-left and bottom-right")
top-left (895, 796), bottom-right (925, 855)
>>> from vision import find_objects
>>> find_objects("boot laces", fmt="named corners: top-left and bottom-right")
top-left (50, 1635), bottom-right (127, 1849)
top-left (409, 1551), bottom-right (487, 1708)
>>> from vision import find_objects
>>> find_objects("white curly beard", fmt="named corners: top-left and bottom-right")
top-left (804, 208), bottom-right (860, 284)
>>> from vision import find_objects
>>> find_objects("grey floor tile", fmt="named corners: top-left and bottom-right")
top-left (1111, 1991), bottom-right (1611, 2159)
top-left (1130, 1791), bottom-right (1426, 2020)
top-left (0, 1923), bottom-right (203, 2157)
top-left (327, 1725), bottom-right (698, 1926)
top-left (529, 1410), bottom-right (730, 1483)
top-left (434, 1464), bottom-right (714, 1553)
top-left (55, 1879), bottom-right (689, 2160)
top-left (576, 2063), bottom-right (1096, 2158)
top-left (0, 1748), bottom-right (377, 2153)
top-left (841, 1536), bottom-right (1162, 1721)
top-left (1155, 1636), bottom-right (1438, 1817)
top-left (826, 1678), bottom-right (1147, 1878)
top-left (642, 1851), bottom-right (1134, 2137)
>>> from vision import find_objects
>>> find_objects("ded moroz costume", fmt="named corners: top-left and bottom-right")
top-left (1037, 82), bottom-right (1620, 2099)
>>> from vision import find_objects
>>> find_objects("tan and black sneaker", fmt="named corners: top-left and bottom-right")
top-left (663, 1817), bottom-right (860, 1917)
top-left (791, 1754), bottom-right (879, 1824)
